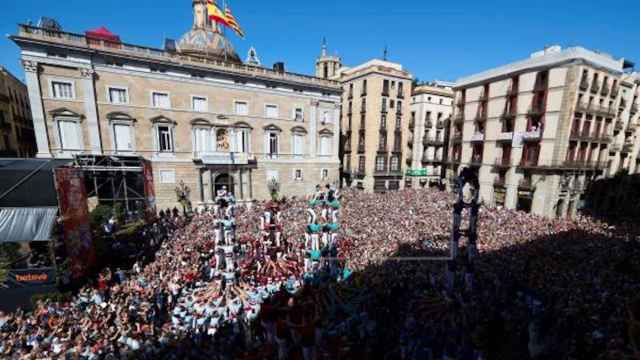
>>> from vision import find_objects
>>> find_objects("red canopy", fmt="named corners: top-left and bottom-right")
top-left (85, 26), bottom-right (121, 43)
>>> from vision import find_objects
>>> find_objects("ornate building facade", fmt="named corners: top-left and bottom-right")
top-left (447, 45), bottom-right (640, 218)
top-left (408, 82), bottom-right (454, 187)
top-left (11, 1), bottom-right (341, 209)
top-left (0, 66), bottom-right (36, 157)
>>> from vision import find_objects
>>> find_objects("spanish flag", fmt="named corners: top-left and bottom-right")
top-left (207, 0), bottom-right (229, 27)
top-left (225, 6), bottom-right (245, 39)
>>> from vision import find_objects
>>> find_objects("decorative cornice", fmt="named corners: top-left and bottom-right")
top-left (21, 60), bottom-right (39, 73)
top-left (150, 115), bottom-right (177, 125)
top-left (106, 111), bottom-right (136, 122)
top-left (80, 68), bottom-right (96, 78)
top-left (290, 126), bottom-right (308, 134)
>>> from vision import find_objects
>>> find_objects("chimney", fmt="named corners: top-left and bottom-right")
top-left (273, 62), bottom-right (285, 73)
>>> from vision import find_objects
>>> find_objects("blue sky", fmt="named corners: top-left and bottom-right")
top-left (2, 0), bottom-right (639, 83)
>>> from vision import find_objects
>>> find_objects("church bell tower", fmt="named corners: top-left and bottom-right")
top-left (315, 38), bottom-right (341, 80)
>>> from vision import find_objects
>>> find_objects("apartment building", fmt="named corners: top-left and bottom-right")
top-left (0, 67), bottom-right (36, 157)
top-left (408, 82), bottom-right (454, 187)
top-left (337, 62), bottom-right (412, 192)
top-left (11, 0), bottom-right (342, 209)
top-left (447, 45), bottom-right (640, 218)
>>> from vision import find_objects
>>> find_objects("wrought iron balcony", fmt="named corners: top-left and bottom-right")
top-left (518, 178), bottom-right (535, 191)
top-left (470, 132), bottom-right (485, 142)
top-left (423, 136), bottom-right (444, 147)
top-left (436, 120), bottom-right (445, 129)
top-left (470, 156), bottom-right (483, 167)
top-left (522, 128), bottom-right (542, 141)
top-left (475, 112), bottom-right (487, 122)
top-left (501, 109), bottom-right (517, 121)
top-left (497, 132), bottom-right (513, 142)
top-left (451, 133), bottom-right (463, 143)
top-left (519, 159), bottom-right (540, 169)
top-left (494, 177), bottom-right (506, 188)
top-left (590, 80), bottom-right (600, 94)
top-left (195, 151), bottom-right (250, 165)
top-left (425, 120), bottom-right (433, 128)
top-left (493, 158), bottom-right (511, 168)
top-left (579, 78), bottom-right (589, 91)
top-left (600, 84), bottom-right (610, 96)
top-left (527, 105), bottom-right (545, 117)
top-left (614, 120), bottom-right (624, 132)
top-left (611, 85), bottom-right (619, 98)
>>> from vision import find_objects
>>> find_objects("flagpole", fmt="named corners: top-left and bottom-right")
top-left (223, 0), bottom-right (228, 63)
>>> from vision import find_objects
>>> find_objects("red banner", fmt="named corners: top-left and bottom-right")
top-left (142, 159), bottom-right (156, 214)
top-left (54, 167), bottom-right (95, 279)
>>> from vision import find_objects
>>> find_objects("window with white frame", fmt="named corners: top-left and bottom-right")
top-left (267, 132), bottom-right (279, 157)
top-left (157, 125), bottom-right (173, 152)
top-left (235, 101), bottom-right (248, 115)
top-left (265, 104), bottom-right (279, 119)
top-left (375, 155), bottom-right (386, 172)
top-left (294, 107), bottom-right (304, 122)
top-left (108, 87), bottom-right (128, 104)
top-left (321, 168), bottom-right (329, 181)
top-left (51, 81), bottom-right (74, 99)
top-left (152, 92), bottom-right (170, 109)
top-left (193, 127), bottom-right (210, 154)
top-left (294, 169), bottom-right (303, 181)
top-left (234, 129), bottom-right (250, 153)
top-left (322, 111), bottom-right (331, 124)
top-left (390, 156), bottom-right (400, 172)
top-left (113, 123), bottom-right (133, 152)
top-left (192, 96), bottom-right (208, 112)
top-left (292, 133), bottom-right (305, 157)
top-left (319, 136), bottom-right (332, 156)
top-left (57, 119), bottom-right (82, 150)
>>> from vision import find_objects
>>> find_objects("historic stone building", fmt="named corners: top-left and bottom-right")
top-left (447, 45), bottom-right (640, 218)
top-left (408, 82), bottom-right (454, 187)
top-left (0, 66), bottom-right (36, 157)
top-left (315, 43), bottom-right (413, 192)
top-left (11, 0), bottom-right (341, 209)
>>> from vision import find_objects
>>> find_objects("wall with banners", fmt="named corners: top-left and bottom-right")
top-left (54, 167), bottom-right (95, 279)
top-left (142, 159), bottom-right (156, 214)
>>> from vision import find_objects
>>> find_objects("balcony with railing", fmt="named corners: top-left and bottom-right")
top-left (560, 159), bottom-right (608, 170)
top-left (422, 154), bottom-right (443, 164)
top-left (622, 141), bottom-right (633, 153)
top-left (527, 104), bottom-right (545, 117)
top-left (579, 77), bottom-right (590, 91)
top-left (590, 80), bottom-right (601, 94)
top-left (614, 120), bottom-right (624, 132)
top-left (611, 84), bottom-right (619, 98)
top-left (575, 101), bottom-right (589, 113)
top-left (475, 110), bottom-right (487, 122)
top-left (470, 132), bottom-right (485, 142)
top-left (620, 98), bottom-right (627, 109)
top-left (497, 132), bottom-right (513, 142)
top-left (501, 107), bottom-right (517, 121)
top-left (518, 178), bottom-right (535, 191)
top-left (357, 143), bottom-right (365, 153)
top-left (423, 136), bottom-right (444, 147)
top-left (425, 119), bottom-right (433, 128)
top-left (451, 132), bottom-right (463, 143)
top-left (600, 83), bottom-right (610, 96)
top-left (470, 155), bottom-right (483, 167)
top-left (453, 113), bottom-right (464, 125)
top-left (436, 119), bottom-right (445, 129)
top-left (195, 151), bottom-right (251, 165)
top-left (519, 158), bottom-right (540, 169)
top-left (494, 157), bottom-right (511, 169)
top-left (522, 128), bottom-right (542, 141)
top-left (382, 86), bottom-right (389, 97)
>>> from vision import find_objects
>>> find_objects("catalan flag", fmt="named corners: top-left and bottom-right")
top-left (225, 6), bottom-right (245, 39)
top-left (207, 0), bottom-right (229, 27)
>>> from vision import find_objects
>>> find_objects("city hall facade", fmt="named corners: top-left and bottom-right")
top-left (11, 1), bottom-right (341, 209)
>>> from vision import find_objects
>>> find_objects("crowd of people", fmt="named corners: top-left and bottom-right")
top-left (0, 184), bottom-right (639, 359)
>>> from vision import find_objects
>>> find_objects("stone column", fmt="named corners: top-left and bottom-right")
top-left (80, 68), bottom-right (103, 154)
top-left (22, 60), bottom-right (51, 158)
top-left (333, 103), bottom-right (340, 161)
top-left (310, 100), bottom-right (318, 158)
